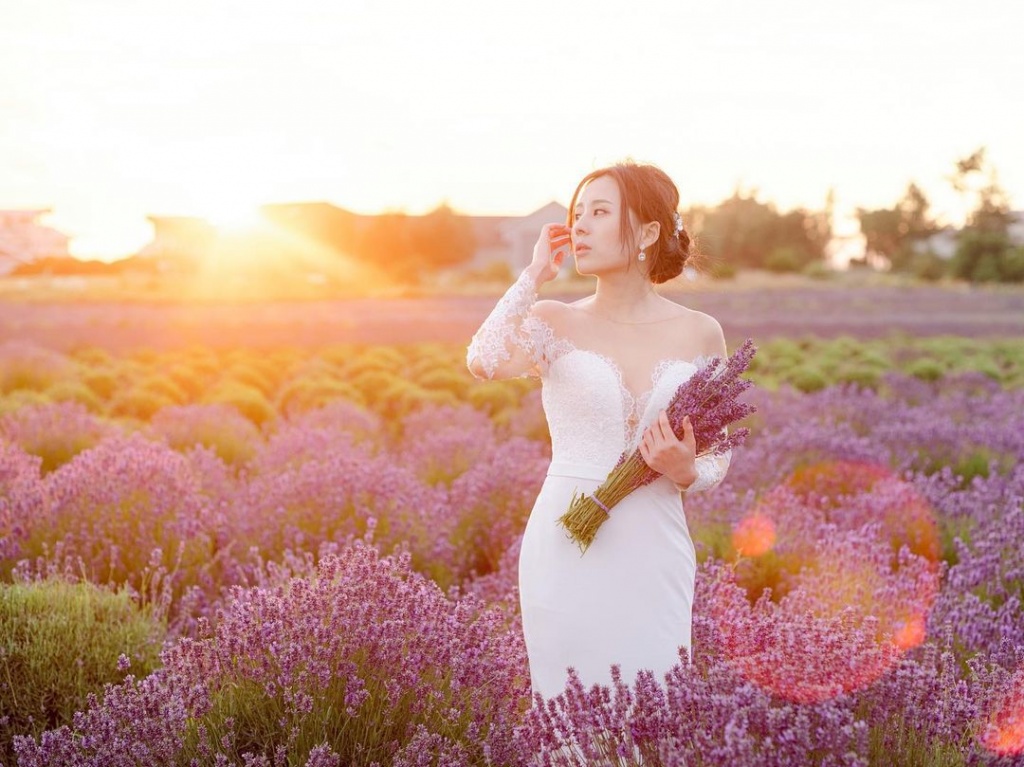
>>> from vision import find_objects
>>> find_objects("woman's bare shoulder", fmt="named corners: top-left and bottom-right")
top-left (672, 307), bottom-right (727, 356)
top-left (532, 299), bottom-right (575, 322)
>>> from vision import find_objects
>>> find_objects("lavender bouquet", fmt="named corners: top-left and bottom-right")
top-left (558, 338), bottom-right (758, 553)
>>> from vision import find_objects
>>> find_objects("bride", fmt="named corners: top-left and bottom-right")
top-left (466, 160), bottom-right (731, 702)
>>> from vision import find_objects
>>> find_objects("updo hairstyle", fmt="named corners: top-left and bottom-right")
top-left (567, 160), bottom-right (692, 284)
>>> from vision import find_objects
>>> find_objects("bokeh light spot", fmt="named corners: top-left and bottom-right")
top-left (892, 615), bottom-right (926, 651)
top-left (981, 669), bottom-right (1024, 756)
top-left (732, 514), bottom-right (776, 557)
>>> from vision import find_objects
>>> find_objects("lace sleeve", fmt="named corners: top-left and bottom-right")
top-left (466, 267), bottom-right (543, 379)
top-left (677, 449), bottom-right (732, 494)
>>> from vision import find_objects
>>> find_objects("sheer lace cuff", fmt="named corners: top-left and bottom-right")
top-left (466, 268), bottom-right (540, 379)
top-left (676, 449), bottom-right (732, 494)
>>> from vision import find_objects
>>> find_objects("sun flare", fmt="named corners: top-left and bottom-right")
top-left (206, 204), bottom-right (268, 235)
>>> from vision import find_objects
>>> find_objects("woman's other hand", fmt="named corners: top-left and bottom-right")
top-left (639, 410), bottom-right (698, 489)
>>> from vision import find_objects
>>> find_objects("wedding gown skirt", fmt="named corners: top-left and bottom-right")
top-left (519, 461), bottom-right (696, 701)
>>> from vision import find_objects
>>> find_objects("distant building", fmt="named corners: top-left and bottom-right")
top-left (909, 212), bottom-right (1024, 262)
top-left (1008, 210), bottom-right (1024, 246)
top-left (0, 209), bottom-right (70, 275)
top-left (911, 226), bottom-right (959, 260)
top-left (466, 201), bottom-right (570, 275)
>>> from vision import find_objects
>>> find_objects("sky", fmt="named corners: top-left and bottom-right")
top-left (1, 0), bottom-right (1022, 259)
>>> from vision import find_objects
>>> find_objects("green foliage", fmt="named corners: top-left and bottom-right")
top-left (221, 364), bottom-right (276, 397)
top-left (0, 351), bottom-right (72, 395)
top-left (276, 377), bottom-right (367, 416)
top-left (788, 365), bottom-right (828, 393)
top-left (952, 230), bottom-right (1021, 283)
top-left (153, 406), bottom-right (263, 467)
top-left (938, 516), bottom-right (975, 570)
top-left (80, 367), bottom-right (120, 400)
top-left (1002, 246), bottom-right (1024, 282)
top-left (163, 361), bottom-right (216, 401)
top-left (764, 246), bottom-right (807, 273)
top-left (467, 381), bottom-right (522, 416)
top-left (414, 367), bottom-right (469, 399)
top-left (356, 205), bottom-right (477, 283)
top-left (950, 146), bottom-right (1013, 235)
top-left (139, 375), bottom-right (189, 405)
top-left (801, 261), bottom-right (834, 280)
top-left (44, 379), bottom-right (105, 412)
top-left (857, 183), bottom-right (936, 271)
top-left (203, 382), bottom-right (276, 427)
top-left (706, 258), bottom-right (737, 279)
top-left (906, 358), bottom-right (944, 382)
top-left (69, 347), bottom-right (114, 367)
top-left (109, 386), bottom-right (174, 420)
top-left (908, 251), bottom-right (948, 281)
top-left (467, 261), bottom-right (515, 284)
top-left (0, 390), bottom-right (50, 416)
top-left (738, 336), bottom-right (1024, 393)
top-left (685, 191), bottom-right (830, 270)
top-left (7, 426), bottom-right (108, 476)
top-left (834, 364), bottom-right (882, 391)
top-left (377, 381), bottom-right (460, 423)
top-left (866, 713), bottom-right (969, 767)
top-left (0, 579), bottom-right (163, 764)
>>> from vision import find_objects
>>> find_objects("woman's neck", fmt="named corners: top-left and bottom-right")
top-left (589, 272), bottom-right (661, 320)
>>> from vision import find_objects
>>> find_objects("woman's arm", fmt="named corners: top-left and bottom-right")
top-left (466, 222), bottom-right (570, 380)
top-left (676, 447), bottom-right (732, 493)
top-left (466, 266), bottom-right (546, 380)
top-left (677, 314), bottom-right (732, 493)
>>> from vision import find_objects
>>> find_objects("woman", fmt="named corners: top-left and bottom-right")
top-left (466, 161), bottom-right (731, 702)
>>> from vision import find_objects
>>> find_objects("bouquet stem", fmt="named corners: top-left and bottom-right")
top-left (558, 453), bottom-right (651, 554)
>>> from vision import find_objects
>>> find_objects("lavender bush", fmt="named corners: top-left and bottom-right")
top-left (12, 541), bottom-right (530, 766)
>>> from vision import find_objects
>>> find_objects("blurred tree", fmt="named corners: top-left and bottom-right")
top-left (356, 206), bottom-right (477, 283)
top-left (948, 146), bottom-right (1012, 234)
top-left (946, 147), bottom-right (1018, 282)
top-left (357, 212), bottom-right (419, 280)
top-left (952, 231), bottom-right (1024, 283)
top-left (410, 204), bottom-right (477, 272)
top-left (857, 183), bottom-right (937, 272)
top-left (685, 188), bottom-right (830, 272)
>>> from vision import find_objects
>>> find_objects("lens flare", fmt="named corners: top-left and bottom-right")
top-left (709, 461), bottom-right (940, 703)
top-left (732, 514), bottom-right (776, 557)
top-left (981, 669), bottom-right (1024, 756)
top-left (892, 615), bottom-right (927, 651)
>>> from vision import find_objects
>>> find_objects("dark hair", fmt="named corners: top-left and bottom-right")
top-left (567, 160), bottom-right (693, 284)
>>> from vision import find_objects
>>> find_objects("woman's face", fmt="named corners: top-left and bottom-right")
top-left (571, 175), bottom-right (632, 276)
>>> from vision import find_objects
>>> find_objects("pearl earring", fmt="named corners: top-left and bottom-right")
top-left (638, 249), bottom-right (647, 262)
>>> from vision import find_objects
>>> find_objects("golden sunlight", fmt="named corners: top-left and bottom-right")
top-left (205, 204), bottom-right (268, 235)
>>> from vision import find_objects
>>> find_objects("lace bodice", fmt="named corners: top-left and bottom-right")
top-left (467, 269), bottom-right (730, 493)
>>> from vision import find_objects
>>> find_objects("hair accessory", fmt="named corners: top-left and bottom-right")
top-left (673, 212), bottom-right (685, 238)
top-left (638, 249), bottom-right (647, 262)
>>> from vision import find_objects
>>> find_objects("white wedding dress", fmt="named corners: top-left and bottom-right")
top-left (466, 268), bottom-right (730, 701)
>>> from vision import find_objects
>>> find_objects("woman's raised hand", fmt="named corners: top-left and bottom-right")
top-left (528, 223), bottom-right (572, 285)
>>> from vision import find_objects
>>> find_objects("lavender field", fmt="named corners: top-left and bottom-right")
top-left (1, 301), bottom-right (1023, 764)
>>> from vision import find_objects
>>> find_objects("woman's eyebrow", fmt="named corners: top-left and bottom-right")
top-left (574, 198), bottom-right (614, 210)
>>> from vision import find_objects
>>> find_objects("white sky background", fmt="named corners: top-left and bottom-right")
top-left (1, 0), bottom-right (1022, 258)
